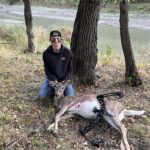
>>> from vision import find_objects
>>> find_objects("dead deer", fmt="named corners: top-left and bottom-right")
top-left (48, 81), bottom-right (145, 150)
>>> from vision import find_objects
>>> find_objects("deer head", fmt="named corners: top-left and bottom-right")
top-left (53, 81), bottom-right (68, 98)
top-left (52, 81), bottom-right (68, 109)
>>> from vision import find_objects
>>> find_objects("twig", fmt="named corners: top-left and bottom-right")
top-left (6, 139), bottom-right (18, 149)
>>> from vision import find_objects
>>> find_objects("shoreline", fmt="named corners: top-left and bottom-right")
top-left (0, 2), bottom-right (150, 14)
top-left (0, 4), bottom-right (150, 30)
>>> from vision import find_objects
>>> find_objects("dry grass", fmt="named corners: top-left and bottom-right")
top-left (0, 26), bottom-right (150, 150)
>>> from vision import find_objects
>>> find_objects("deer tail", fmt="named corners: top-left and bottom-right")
top-left (123, 109), bottom-right (145, 116)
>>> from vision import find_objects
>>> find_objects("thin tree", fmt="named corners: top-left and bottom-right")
top-left (23, 0), bottom-right (35, 53)
top-left (71, 0), bottom-right (100, 85)
top-left (120, 0), bottom-right (142, 86)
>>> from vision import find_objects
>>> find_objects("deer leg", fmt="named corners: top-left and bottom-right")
top-left (48, 122), bottom-right (55, 130)
top-left (53, 105), bottom-right (71, 133)
top-left (48, 105), bottom-right (68, 132)
top-left (103, 115), bottom-right (125, 150)
top-left (48, 114), bottom-right (74, 132)
top-left (120, 139), bottom-right (125, 150)
top-left (103, 115), bottom-right (129, 150)
top-left (113, 117), bottom-right (130, 150)
top-left (119, 111), bottom-right (125, 122)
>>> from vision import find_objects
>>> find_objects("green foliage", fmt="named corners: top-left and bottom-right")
top-left (0, 26), bottom-right (27, 52)
top-left (128, 125), bottom-right (147, 138)
top-left (5, 0), bottom-right (79, 7)
top-left (0, 26), bottom-right (72, 53)
top-left (127, 76), bottom-right (132, 86)
top-left (31, 138), bottom-right (47, 150)
top-left (31, 0), bottom-right (79, 7)
top-left (109, 0), bottom-right (150, 3)
top-left (98, 45), bottom-right (116, 65)
top-left (142, 115), bottom-right (150, 125)
top-left (0, 26), bottom-right (46, 53)
top-left (105, 45), bottom-right (113, 64)
top-left (33, 26), bottom-right (49, 52)
top-left (6, 0), bottom-right (21, 5)
top-left (0, 113), bottom-right (12, 124)
top-left (137, 5), bottom-right (144, 10)
top-left (3, 0), bottom-right (150, 6)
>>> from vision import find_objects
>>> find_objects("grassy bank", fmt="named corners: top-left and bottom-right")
top-left (0, 25), bottom-right (150, 150)
top-left (0, 26), bottom-right (72, 53)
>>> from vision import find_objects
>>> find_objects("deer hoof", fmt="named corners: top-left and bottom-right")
top-left (47, 123), bottom-right (54, 131)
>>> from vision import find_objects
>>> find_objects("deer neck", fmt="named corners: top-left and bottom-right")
top-left (54, 95), bottom-right (65, 109)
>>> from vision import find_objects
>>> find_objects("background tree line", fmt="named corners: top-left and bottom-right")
top-left (2, 0), bottom-right (150, 5)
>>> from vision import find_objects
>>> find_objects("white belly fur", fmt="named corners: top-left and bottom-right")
top-left (68, 99), bottom-right (100, 119)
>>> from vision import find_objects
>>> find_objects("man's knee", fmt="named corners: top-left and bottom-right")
top-left (38, 91), bottom-right (48, 99)
top-left (64, 84), bottom-right (75, 96)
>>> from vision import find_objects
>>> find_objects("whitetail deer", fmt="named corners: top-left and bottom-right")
top-left (48, 81), bottom-right (145, 150)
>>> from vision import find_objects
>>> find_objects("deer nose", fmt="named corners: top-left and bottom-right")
top-left (55, 93), bottom-right (59, 97)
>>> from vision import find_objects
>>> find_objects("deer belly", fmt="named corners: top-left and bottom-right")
top-left (68, 100), bottom-right (100, 119)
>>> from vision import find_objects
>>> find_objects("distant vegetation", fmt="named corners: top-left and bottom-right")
top-left (1, 0), bottom-right (150, 7)
top-left (0, 26), bottom-right (73, 53)
top-left (1, 0), bottom-right (150, 13)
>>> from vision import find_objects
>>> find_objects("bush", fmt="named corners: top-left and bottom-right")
top-left (0, 26), bottom-right (27, 52)
top-left (0, 25), bottom-right (72, 53)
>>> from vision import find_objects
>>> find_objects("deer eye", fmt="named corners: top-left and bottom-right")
top-left (60, 89), bottom-right (63, 93)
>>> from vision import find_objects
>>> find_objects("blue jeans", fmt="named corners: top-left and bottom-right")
top-left (38, 78), bottom-right (75, 99)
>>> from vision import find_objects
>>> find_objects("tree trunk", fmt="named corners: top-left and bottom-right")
top-left (71, 0), bottom-right (100, 85)
top-left (120, 0), bottom-right (142, 86)
top-left (23, 0), bottom-right (35, 53)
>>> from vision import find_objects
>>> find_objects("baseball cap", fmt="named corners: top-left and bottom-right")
top-left (50, 30), bottom-right (61, 37)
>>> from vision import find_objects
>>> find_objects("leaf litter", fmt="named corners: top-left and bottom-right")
top-left (0, 49), bottom-right (149, 150)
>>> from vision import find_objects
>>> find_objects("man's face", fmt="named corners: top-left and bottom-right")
top-left (50, 36), bottom-right (62, 52)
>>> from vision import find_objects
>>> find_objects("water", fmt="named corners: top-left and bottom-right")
top-left (0, 4), bottom-right (150, 57)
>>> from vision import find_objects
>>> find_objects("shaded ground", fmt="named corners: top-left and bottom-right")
top-left (0, 48), bottom-right (149, 150)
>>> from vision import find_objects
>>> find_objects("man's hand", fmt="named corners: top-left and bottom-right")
top-left (49, 80), bottom-right (58, 86)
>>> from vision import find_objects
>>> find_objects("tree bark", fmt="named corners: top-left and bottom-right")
top-left (120, 0), bottom-right (142, 86)
top-left (71, 0), bottom-right (100, 85)
top-left (23, 0), bottom-right (35, 53)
